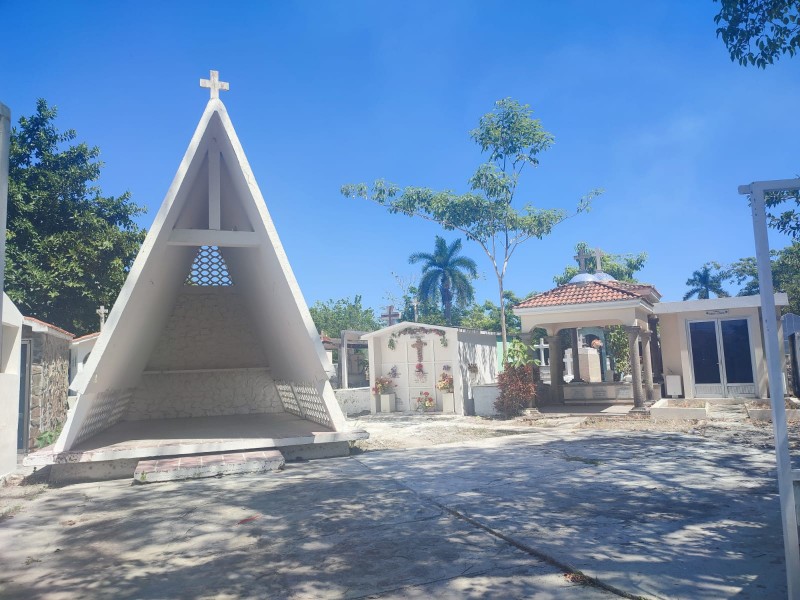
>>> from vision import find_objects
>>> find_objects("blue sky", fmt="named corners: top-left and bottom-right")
top-left (2, 1), bottom-right (798, 316)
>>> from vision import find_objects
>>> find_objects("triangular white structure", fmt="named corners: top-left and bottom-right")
top-left (54, 84), bottom-right (356, 457)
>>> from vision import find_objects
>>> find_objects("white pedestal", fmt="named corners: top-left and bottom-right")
top-left (441, 392), bottom-right (455, 413)
top-left (379, 394), bottom-right (395, 413)
top-left (578, 347), bottom-right (602, 382)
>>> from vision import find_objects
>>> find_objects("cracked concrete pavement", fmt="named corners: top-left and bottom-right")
top-left (0, 418), bottom-right (790, 599)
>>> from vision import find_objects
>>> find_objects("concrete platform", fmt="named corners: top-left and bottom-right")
top-left (24, 412), bottom-right (368, 467)
top-left (133, 449), bottom-right (285, 484)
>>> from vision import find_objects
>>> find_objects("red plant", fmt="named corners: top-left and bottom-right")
top-left (495, 363), bottom-right (536, 418)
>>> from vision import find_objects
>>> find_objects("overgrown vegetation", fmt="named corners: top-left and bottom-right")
top-left (495, 363), bottom-right (536, 418)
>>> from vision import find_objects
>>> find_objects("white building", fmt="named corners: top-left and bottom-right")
top-left (25, 72), bottom-right (365, 477)
top-left (362, 322), bottom-right (498, 415)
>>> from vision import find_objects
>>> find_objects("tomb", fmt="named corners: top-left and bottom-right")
top-left (361, 323), bottom-right (498, 414)
top-left (514, 247), bottom-right (788, 408)
top-left (25, 71), bottom-right (366, 475)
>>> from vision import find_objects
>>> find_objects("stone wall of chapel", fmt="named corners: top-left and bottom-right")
top-left (125, 288), bottom-right (281, 420)
top-left (125, 369), bottom-right (281, 420)
top-left (145, 288), bottom-right (268, 371)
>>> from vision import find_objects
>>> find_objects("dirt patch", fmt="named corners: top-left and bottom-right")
top-left (349, 415), bottom-right (538, 451)
top-left (0, 481), bottom-right (49, 522)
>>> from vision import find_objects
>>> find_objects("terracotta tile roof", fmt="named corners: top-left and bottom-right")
top-left (72, 332), bottom-right (101, 343)
top-left (515, 281), bottom-right (656, 309)
top-left (23, 316), bottom-right (74, 338)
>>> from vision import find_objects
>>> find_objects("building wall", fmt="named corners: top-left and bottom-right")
top-left (126, 288), bottom-right (279, 420)
top-left (126, 369), bottom-right (281, 420)
top-left (1, 294), bottom-right (23, 477)
top-left (658, 306), bottom-right (769, 399)
top-left (457, 330), bottom-right (499, 411)
top-left (22, 326), bottom-right (70, 450)
top-left (146, 288), bottom-right (267, 370)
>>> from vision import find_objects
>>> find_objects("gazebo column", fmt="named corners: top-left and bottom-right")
top-left (624, 326), bottom-right (645, 409)
top-left (640, 330), bottom-right (655, 402)
top-left (546, 335), bottom-right (563, 403)
top-left (570, 328), bottom-right (582, 383)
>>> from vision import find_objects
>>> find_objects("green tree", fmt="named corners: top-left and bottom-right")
top-left (342, 98), bottom-right (600, 353)
top-left (683, 262), bottom-right (731, 300)
top-left (461, 290), bottom-right (527, 333)
top-left (552, 242), bottom-right (647, 286)
top-left (308, 295), bottom-right (381, 336)
top-left (408, 236), bottom-right (477, 325)
top-left (715, 0), bottom-right (800, 67)
top-left (728, 242), bottom-right (800, 313)
top-left (5, 99), bottom-right (146, 335)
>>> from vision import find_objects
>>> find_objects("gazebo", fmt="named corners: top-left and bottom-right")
top-left (514, 249), bottom-right (787, 409)
top-left (515, 271), bottom-right (661, 410)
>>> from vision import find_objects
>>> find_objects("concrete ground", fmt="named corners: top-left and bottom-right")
top-left (0, 409), bottom-right (791, 599)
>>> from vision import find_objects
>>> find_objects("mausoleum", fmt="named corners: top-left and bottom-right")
top-left (515, 249), bottom-right (788, 407)
top-left (362, 322), bottom-right (498, 414)
top-left (25, 71), bottom-right (366, 477)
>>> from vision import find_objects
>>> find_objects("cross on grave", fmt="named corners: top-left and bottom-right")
top-left (574, 247), bottom-right (593, 273)
top-left (594, 248), bottom-right (605, 272)
top-left (200, 70), bottom-right (230, 99)
top-left (411, 337), bottom-right (427, 362)
top-left (96, 305), bottom-right (109, 330)
top-left (381, 305), bottom-right (401, 326)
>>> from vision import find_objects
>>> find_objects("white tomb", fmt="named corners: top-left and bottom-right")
top-left (26, 71), bottom-right (365, 472)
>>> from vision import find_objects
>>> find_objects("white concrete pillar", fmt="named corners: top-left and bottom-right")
top-left (0, 102), bottom-right (11, 362)
top-left (546, 335), bottom-right (562, 403)
top-left (570, 328), bottom-right (582, 382)
top-left (624, 326), bottom-right (645, 408)
top-left (641, 330), bottom-right (655, 402)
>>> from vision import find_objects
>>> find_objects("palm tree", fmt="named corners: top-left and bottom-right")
top-left (409, 237), bottom-right (478, 325)
top-left (683, 263), bottom-right (730, 300)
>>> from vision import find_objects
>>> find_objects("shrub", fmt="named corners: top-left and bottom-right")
top-left (495, 363), bottom-right (536, 418)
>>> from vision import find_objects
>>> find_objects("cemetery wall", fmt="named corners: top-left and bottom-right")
top-left (333, 387), bottom-right (371, 415)
top-left (24, 327), bottom-right (70, 450)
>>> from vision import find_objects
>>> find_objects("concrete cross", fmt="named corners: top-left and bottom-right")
top-left (594, 248), bottom-right (605, 272)
top-left (96, 305), bottom-right (109, 329)
top-left (411, 337), bottom-right (427, 362)
top-left (200, 70), bottom-right (230, 99)
top-left (381, 305), bottom-right (400, 326)
top-left (574, 247), bottom-right (592, 273)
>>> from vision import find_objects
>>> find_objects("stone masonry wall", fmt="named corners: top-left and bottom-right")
top-left (25, 329), bottom-right (70, 450)
top-left (146, 288), bottom-right (267, 371)
top-left (126, 288), bottom-right (279, 420)
top-left (126, 369), bottom-right (281, 420)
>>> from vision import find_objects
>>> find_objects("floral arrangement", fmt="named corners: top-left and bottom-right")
top-left (388, 326), bottom-right (448, 349)
top-left (388, 365), bottom-right (400, 378)
top-left (416, 391), bottom-right (435, 412)
top-left (372, 376), bottom-right (394, 395)
top-left (436, 372), bottom-right (454, 392)
top-left (467, 363), bottom-right (479, 374)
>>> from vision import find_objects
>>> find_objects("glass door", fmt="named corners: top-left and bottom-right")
top-left (689, 321), bottom-right (724, 397)
top-left (719, 319), bottom-right (755, 397)
top-left (688, 318), bottom-right (755, 398)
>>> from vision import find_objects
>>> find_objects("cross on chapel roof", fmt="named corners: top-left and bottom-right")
top-left (200, 70), bottom-right (229, 99)
top-left (594, 248), bottom-right (605, 272)
top-left (574, 247), bottom-right (592, 273)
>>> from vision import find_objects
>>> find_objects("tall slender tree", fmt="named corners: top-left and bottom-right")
top-left (408, 237), bottom-right (477, 326)
top-left (342, 98), bottom-right (600, 354)
top-left (683, 263), bottom-right (730, 300)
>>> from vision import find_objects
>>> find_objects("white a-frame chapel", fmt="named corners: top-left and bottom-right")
top-left (27, 71), bottom-right (366, 476)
